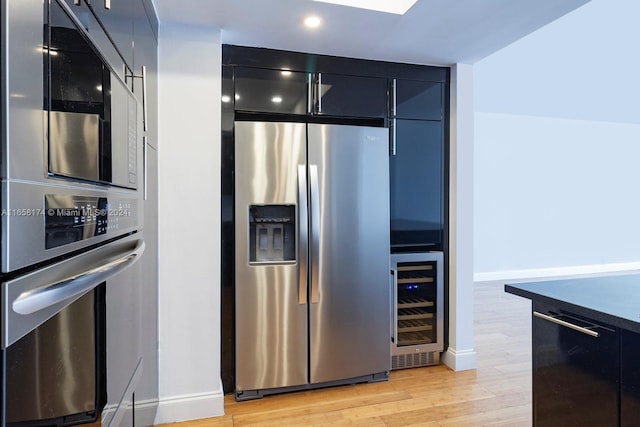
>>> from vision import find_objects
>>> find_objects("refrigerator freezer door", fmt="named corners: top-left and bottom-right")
top-left (235, 121), bottom-right (308, 392)
top-left (307, 124), bottom-right (391, 384)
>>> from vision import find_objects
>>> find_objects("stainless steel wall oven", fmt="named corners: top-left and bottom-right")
top-left (1, 0), bottom-right (144, 426)
top-left (390, 252), bottom-right (443, 369)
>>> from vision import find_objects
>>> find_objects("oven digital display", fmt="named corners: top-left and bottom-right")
top-left (44, 195), bottom-right (108, 249)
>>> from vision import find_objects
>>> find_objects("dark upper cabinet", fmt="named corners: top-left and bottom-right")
top-left (394, 79), bottom-right (443, 120)
top-left (235, 67), bottom-right (309, 115)
top-left (59, 0), bottom-right (128, 80)
top-left (390, 120), bottom-right (443, 249)
top-left (316, 73), bottom-right (386, 119)
top-left (621, 329), bottom-right (640, 427)
top-left (85, 0), bottom-right (135, 70)
top-left (233, 68), bottom-right (387, 119)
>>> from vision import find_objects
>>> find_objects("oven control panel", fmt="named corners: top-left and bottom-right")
top-left (44, 194), bottom-right (135, 249)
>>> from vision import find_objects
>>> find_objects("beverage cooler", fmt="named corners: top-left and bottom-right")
top-left (390, 252), bottom-right (444, 369)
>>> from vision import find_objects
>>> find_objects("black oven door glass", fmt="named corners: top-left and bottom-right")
top-left (45, 0), bottom-right (112, 184)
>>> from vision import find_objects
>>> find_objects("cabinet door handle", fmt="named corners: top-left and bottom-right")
top-left (104, 0), bottom-right (110, 9)
top-left (143, 136), bottom-right (148, 201)
top-left (74, 0), bottom-right (81, 5)
top-left (317, 73), bottom-right (322, 114)
top-left (533, 311), bottom-right (600, 337)
top-left (391, 118), bottom-right (397, 156)
top-left (142, 66), bottom-right (148, 132)
top-left (392, 78), bottom-right (397, 117)
top-left (307, 73), bottom-right (313, 115)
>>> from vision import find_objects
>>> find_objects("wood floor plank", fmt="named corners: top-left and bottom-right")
top-left (157, 282), bottom-right (532, 426)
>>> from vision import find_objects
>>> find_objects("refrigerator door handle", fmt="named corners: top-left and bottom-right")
top-left (297, 165), bottom-right (308, 305)
top-left (12, 239), bottom-right (145, 316)
top-left (309, 164), bottom-right (320, 304)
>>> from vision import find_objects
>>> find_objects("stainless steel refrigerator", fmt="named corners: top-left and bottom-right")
top-left (234, 121), bottom-right (391, 400)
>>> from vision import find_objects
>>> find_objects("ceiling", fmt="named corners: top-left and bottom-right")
top-left (151, 0), bottom-right (590, 65)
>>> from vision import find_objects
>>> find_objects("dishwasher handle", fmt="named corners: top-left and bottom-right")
top-left (13, 240), bottom-right (145, 316)
top-left (533, 311), bottom-right (600, 338)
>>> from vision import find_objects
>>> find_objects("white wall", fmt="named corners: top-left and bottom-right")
top-left (156, 23), bottom-right (224, 423)
top-left (443, 63), bottom-right (477, 371)
top-left (474, 0), bottom-right (640, 281)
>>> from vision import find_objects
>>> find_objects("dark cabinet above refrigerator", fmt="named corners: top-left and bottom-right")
top-left (234, 67), bottom-right (309, 115)
top-left (233, 66), bottom-right (387, 120)
top-left (315, 73), bottom-right (386, 118)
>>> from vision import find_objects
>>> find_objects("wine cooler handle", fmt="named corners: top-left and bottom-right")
top-left (298, 165), bottom-right (308, 305)
top-left (309, 165), bottom-right (320, 304)
top-left (391, 267), bottom-right (397, 343)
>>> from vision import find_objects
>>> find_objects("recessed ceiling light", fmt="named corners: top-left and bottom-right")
top-left (221, 95), bottom-right (231, 103)
top-left (271, 96), bottom-right (283, 104)
top-left (281, 70), bottom-right (292, 76)
top-left (304, 15), bottom-right (322, 28)
top-left (312, 0), bottom-right (418, 15)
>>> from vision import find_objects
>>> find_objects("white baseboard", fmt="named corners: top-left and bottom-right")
top-left (133, 398), bottom-right (158, 427)
top-left (154, 384), bottom-right (225, 425)
top-left (441, 347), bottom-right (477, 371)
top-left (474, 261), bottom-right (640, 284)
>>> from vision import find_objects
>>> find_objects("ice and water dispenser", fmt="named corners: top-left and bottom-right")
top-left (249, 205), bottom-right (295, 263)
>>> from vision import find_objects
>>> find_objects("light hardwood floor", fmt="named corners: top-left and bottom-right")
top-left (160, 282), bottom-right (533, 426)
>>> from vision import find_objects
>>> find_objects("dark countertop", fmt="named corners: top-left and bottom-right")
top-left (505, 273), bottom-right (640, 334)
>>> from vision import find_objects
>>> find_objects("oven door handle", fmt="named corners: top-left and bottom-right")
top-left (12, 240), bottom-right (145, 316)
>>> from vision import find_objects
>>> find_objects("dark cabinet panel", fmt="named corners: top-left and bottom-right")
top-left (395, 80), bottom-right (443, 120)
top-left (131, 1), bottom-right (158, 424)
top-left (317, 73), bottom-right (386, 118)
top-left (622, 329), bottom-right (640, 427)
top-left (532, 302), bottom-right (619, 427)
top-left (85, 0), bottom-right (134, 70)
top-left (390, 120), bottom-right (443, 248)
top-left (132, 0), bottom-right (157, 147)
top-left (59, 0), bottom-right (128, 80)
top-left (235, 67), bottom-right (309, 115)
